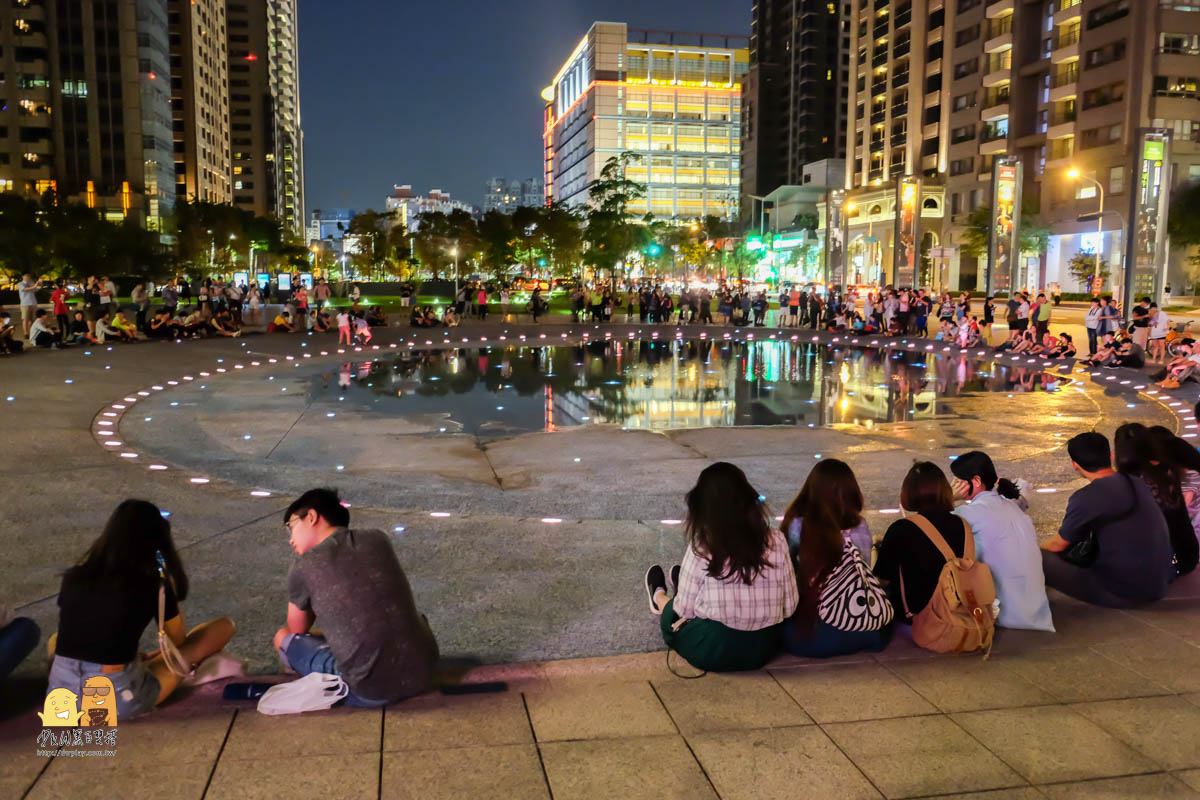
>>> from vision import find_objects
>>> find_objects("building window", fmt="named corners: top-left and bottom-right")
top-left (1081, 81), bottom-right (1124, 109)
top-left (1086, 0), bottom-right (1129, 30)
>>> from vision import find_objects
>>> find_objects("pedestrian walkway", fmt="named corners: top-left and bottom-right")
top-left (3, 569), bottom-right (1199, 799)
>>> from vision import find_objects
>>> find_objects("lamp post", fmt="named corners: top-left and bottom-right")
top-left (1067, 168), bottom-right (1106, 293)
top-left (450, 246), bottom-right (459, 293)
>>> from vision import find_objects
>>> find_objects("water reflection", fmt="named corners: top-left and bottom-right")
top-left (308, 340), bottom-right (1070, 435)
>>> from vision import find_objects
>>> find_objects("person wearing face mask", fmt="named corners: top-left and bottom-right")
top-left (950, 452), bottom-right (1054, 632)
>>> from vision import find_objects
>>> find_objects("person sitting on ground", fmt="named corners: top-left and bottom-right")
top-left (1039, 432), bottom-right (1171, 607)
top-left (643, 462), bottom-right (797, 672)
top-left (274, 488), bottom-right (439, 706)
top-left (268, 310), bottom-right (294, 333)
top-left (353, 312), bottom-right (372, 344)
top-left (1081, 332), bottom-right (1118, 367)
top-left (0, 312), bottom-right (22, 354)
top-left (873, 462), bottom-right (972, 622)
top-left (1027, 332), bottom-right (1057, 356)
top-left (209, 309), bottom-right (241, 338)
top-left (47, 500), bottom-right (236, 720)
top-left (442, 306), bottom-right (459, 327)
top-left (1156, 340), bottom-right (1200, 388)
top-left (1151, 425), bottom-right (1200, 564)
top-left (934, 319), bottom-right (957, 342)
top-left (178, 307), bottom-right (207, 338)
top-left (1047, 333), bottom-right (1076, 359)
top-left (0, 600), bottom-right (39, 683)
top-left (1110, 334), bottom-right (1146, 369)
top-left (28, 309), bottom-right (68, 349)
top-left (365, 305), bottom-right (388, 327)
top-left (67, 310), bottom-right (95, 344)
top-left (146, 310), bottom-right (179, 340)
top-left (950, 452), bottom-right (1054, 631)
top-left (310, 309), bottom-right (331, 334)
top-left (1116, 424), bottom-right (1199, 579)
top-left (109, 310), bottom-right (139, 342)
top-left (779, 458), bottom-right (892, 657)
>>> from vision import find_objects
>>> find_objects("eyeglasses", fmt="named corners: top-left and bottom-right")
top-left (82, 686), bottom-right (110, 696)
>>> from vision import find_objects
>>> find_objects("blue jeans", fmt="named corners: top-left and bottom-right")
top-left (0, 617), bottom-right (39, 680)
top-left (278, 633), bottom-right (389, 708)
top-left (48, 654), bottom-right (161, 720)
top-left (781, 617), bottom-right (893, 659)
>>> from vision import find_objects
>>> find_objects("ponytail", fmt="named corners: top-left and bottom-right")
top-left (996, 478), bottom-right (1021, 501)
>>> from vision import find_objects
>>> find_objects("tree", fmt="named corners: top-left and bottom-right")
top-left (538, 201), bottom-right (583, 277)
top-left (477, 210), bottom-right (517, 280)
top-left (1066, 250), bottom-right (1109, 290)
top-left (511, 205), bottom-right (543, 272)
top-left (961, 200), bottom-right (1050, 259)
top-left (1169, 182), bottom-right (1200, 279)
top-left (583, 152), bottom-right (647, 283)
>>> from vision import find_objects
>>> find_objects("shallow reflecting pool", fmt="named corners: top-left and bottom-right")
top-left (307, 339), bottom-right (1072, 435)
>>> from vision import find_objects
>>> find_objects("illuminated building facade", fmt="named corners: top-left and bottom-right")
top-left (169, 0), bottom-right (232, 204)
top-left (542, 22), bottom-right (748, 223)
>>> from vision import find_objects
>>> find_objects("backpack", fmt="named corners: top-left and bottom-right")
top-left (817, 540), bottom-right (894, 632)
top-left (899, 514), bottom-right (995, 657)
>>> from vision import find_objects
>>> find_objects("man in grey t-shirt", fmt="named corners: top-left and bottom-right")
top-left (274, 488), bottom-right (438, 705)
top-left (18, 273), bottom-right (41, 338)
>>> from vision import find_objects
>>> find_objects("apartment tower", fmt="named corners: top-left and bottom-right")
top-left (837, 0), bottom-right (1200, 293)
top-left (168, 0), bottom-right (231, 204)
top-left (741, 0), bottom-right (849, 216)
top-left (226, 0), bottom-right (304, 234)
top-left (543, 22), bottom-right (748, 223)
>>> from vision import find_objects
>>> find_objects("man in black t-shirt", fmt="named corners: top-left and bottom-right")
top-left (274, 488), bottom-right (438, 706)
top-left (1040, 432), bottom-right (1171, 607)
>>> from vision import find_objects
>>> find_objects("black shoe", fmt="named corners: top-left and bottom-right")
top-left (645, 565), bottom-right (667, 614)
top-left (669, 564), bottom-right (681, 595)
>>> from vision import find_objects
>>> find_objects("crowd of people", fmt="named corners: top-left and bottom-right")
top-left (3, 423), bottom-right (1192, 716)
top-left (643, 425), bottom-right (1197, 671)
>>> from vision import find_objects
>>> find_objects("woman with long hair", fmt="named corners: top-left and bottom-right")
top-left (874, 462), bottom-right (971, 619)
top-left (1119, 424), bottom-right (1200, 578)
top-left (779, 460), bottom-right (892, 657)
top-left (950, 452), bottom-right (1054, 631)
top-left (643, 463), bottom-right (797, 671)
top-left (47, 500), bottom-right (236, 719)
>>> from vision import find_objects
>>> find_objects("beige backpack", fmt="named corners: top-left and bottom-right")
top-left (900, 514), bottom-right (996, 657)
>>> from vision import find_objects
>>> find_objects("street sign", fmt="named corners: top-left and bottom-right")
top-left (929, 246), bottom-right (957, 259)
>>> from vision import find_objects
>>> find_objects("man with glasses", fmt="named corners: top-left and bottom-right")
top-left (273, 488), bottom-right (439, 706)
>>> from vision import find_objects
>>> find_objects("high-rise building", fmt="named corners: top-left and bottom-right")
top-left (484, 177), bottom-right (542, 213)
top-left (835, 0), bottom-right (1200, 294)
top-left (543, 22), bottom-right (748, 223)
top-left (226, 0), bottom-right (304, 234)
top-left (0, 0), bottom-right (175, 225)
top-left (168, 0), bottom-right (231, 204)
top-left (740, 0), bottom-right (849, 217)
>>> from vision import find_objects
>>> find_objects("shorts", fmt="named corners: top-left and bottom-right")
top-left (20, 305), bottom-right (36, 325)
top-left (278, 633), bottom-right (388, 708)
top-left (48, 654), bottom-right (161, 721)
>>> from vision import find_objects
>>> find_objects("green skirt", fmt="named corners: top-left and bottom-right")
top-left (660, 597), bottom-right (782, 672)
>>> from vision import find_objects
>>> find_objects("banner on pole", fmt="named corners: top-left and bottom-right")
top-left (1125, 130), bottom-right (1171, 306)
top-left (987, 157), bottom-right (1022, 296)
top-left (826, 189), bottom-right (844, 287)
top-left (894, 177), bottom-right (920, 288)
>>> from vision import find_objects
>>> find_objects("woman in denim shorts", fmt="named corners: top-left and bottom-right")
top-left (47, 500), bottom-right (236, 720)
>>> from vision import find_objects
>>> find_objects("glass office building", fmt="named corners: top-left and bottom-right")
top-left (543, 22), bottom-right (748, 223)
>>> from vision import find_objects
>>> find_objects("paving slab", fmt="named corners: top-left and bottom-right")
top-left (219, 706), bottom-right (381, 760)
top-left (1089, 635), bottom-right (1200, 694)
top-left (823, 714), bottom-right (1027, 798)
top-left (539, 734), bottom-right (717, 800)
top-left (381, 691), bottom-right (533, 751)
top-left (885, 656), bottom-right (1057, 713)
top-left (1037, 773), bottom-right (1200, 799)
top-left (951, 705), bottom-right (1159, 784)
top-left (650, 672), bottom-right (811, 734)
top-left (205, 751), bottom-right (380, 800)
top-left (769, 661), bottom-right (938, 723)
top-left (687, 725), bottom-right (882, 800)
top-left (1070, 696), bottom-right (1200, 770)
top-left (998, 647), bottom-right (1174, 703)
top-left (380, 743), bottom-right (549, 800)
top-left (524, 680), bottom-right (676, 742)
top-left (26, 760), bottom-right (213, 800)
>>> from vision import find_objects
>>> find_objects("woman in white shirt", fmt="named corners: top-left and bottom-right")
top-left (950, 452), bottom-right (1054, 632)
top-left (1084, 298), bottom-right (1101, 356)
top-left (644, 462), bottom-right (797, 671)
top-left (1148, 305), bottom-right (1170, 363)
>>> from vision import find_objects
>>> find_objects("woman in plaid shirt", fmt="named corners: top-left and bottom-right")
top-left (645, 463), bottom-right (798, 672)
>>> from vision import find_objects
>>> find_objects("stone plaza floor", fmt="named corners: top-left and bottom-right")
top-left (2, 317), bottom-right (1198, 798)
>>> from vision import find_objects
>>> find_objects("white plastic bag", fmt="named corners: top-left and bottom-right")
top-left (257, 673), bottom-right (348, 715)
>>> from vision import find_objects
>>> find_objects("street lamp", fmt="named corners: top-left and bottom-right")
top-left (1067, 167), bottom-right (1118, 300)
top-left (450, 246), bottom-right (459, 292)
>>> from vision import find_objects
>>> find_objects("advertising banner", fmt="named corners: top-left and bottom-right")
top-left (826, 189), bottom-right (845, 287)
top-left (987, 158), bottom-right (1022, 296)
top-left (1124, 130), bottom-right (1171, 312)
top-left (894, 178), bottom-right (920, 288)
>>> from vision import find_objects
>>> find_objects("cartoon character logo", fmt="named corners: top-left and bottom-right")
top-left (38, 688), bottom-right (83, 727)
top-left (79, 676), bottom-right (118, 727)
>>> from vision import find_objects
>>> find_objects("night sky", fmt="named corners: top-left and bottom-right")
top-left (297, 0), bottom-right (748, 217)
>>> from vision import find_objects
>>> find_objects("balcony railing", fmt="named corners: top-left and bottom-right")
top-left (1049, 108), bottom-right (1077, 126)
top-left (1051, 63), bottom-right (1079, 87)
top-left (891, 71), bottom-right (910, 87)
top-left (987, 15), bottom-right (1013, 39)
top-left (1054, 28), bottom-right (1080, 49)
top-left (980, 123), bottom-right (1008, 143)
top-left (871, 110), bottom-right (886, 124)
top-left (987, 52), bottom-right (1012, 72)
top-left (872, 51), bottom-right (888, 68)
top-left (1048, 138), bottom-right (1074, 161)
top-left (983, 87), bottom-right (1011, 108)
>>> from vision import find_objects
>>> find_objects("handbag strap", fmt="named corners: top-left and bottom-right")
top-left (908, 513), bottom-right (975, 562)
